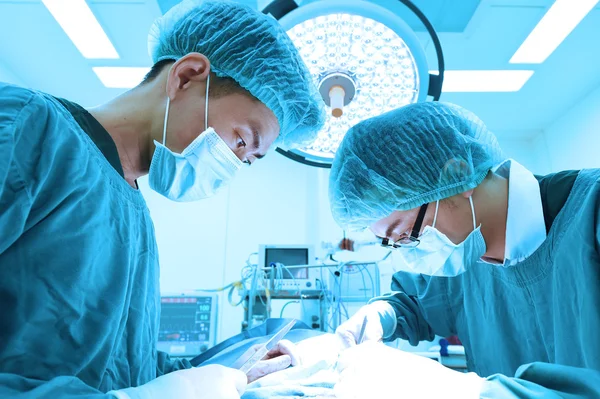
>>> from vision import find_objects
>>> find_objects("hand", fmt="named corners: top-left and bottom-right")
top-left (334, 342), bottom-right (484, 399)
top-left (246, 339), bottom-right (300, 383)
top-left (110, 364), bottom-right (246, 399)
top-left (336, 302), bottom-right (393, 347)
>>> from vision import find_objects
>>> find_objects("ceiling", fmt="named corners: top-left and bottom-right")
top-left (0, 0), bottom-right (599, 140)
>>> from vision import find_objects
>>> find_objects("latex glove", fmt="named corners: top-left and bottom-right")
top-left (109, 364), bottom-right (246, 399)
top-left (336, 301), bottom-right (397, 347)
top-left (334, 341), bottom-right (484, 399)
top-left (245, 339), bottom-right (300, 383)
top-left (293, 333), bottom-right (348, 367)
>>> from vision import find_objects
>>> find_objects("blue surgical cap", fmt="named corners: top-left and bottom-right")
top-left (148, 0), bottom-right (325, 148)
top-left (329, 102), bottom-right (505, 230)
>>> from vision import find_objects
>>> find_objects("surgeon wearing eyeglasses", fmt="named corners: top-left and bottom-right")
top-left (328, 102), bottom-right (600, 399)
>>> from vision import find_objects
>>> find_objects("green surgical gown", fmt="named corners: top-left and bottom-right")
top-left (375, 168), bottom-right (600, 397)
top-left (0, 83), bottom-right (189, 397)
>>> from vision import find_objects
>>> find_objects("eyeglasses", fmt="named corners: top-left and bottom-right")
top-left (380, 203), bottom-right (429, 249)
top-left (381, 235), bottom-right (419, 249)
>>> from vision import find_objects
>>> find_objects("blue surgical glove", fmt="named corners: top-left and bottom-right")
top-left (109, 364), bottom-right (246, 399)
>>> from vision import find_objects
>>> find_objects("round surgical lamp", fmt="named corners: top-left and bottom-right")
top-left (263, 0), bottom-right (445, 168)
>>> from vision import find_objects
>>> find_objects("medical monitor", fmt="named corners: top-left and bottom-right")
top-left (258, 245), bottom-right (316, 290)
top-left (157, 294), bottom-right (218, 357)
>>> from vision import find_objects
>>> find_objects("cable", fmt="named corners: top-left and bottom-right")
top-left (278, 263), bottom-right (307, 318)
top-left (340, 301), bottom-right (350, 320)
top-left (316, 276), bottom-right (335, 332)
top-left (361, 264), bottom-right (376, 297)
top-left (329, 267), bottom-right (345, 329)
top-left (280, 300), bottom-right (300, 318)
top-left (355, 264), bottom-right (368, 301)
top-left (227, 281), bottom-right (246, 307)
top-left (318, 262), bottom-right (332, 323)
top-left (326, 267), bottom-right (341, 331)
top-left (353, 263), bottom-right (375, 299)
top-left (317, 260), bottom-right (334, 332)
top-left (247, 262), bottom-right (258, 328)
top-left (316, 258), bottom-right (336, 332)
top-left (338, 270), bottom-right (348, 321)
top-left (194, 276), bottom-right (245, 293)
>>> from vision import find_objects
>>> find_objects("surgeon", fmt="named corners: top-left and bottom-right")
top-left (328, 102), bottom-right (600, 398)
top-left (0, 0), bottom-right (324, 398)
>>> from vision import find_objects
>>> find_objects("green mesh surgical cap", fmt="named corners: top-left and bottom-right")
top-left (148, 0), bottom-right (325, 148)
top-left (329, 102), bottom-right (504, 230)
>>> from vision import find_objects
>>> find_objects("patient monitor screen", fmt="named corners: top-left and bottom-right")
top-left (159, 297), bottom-right (212, 343)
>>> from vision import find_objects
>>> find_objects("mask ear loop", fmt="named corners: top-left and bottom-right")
top-left (162, 97), bottom-right (170, 146)
top-left (432, 200), bottom-right (440, 228)
top-left (204, 74), bottom-right (210, 131)
top-left (469, 196), bottom-right (476, 230)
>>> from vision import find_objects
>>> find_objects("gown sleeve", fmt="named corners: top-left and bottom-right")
top-left (156, 351), bottom-right (192, 376)
top-left (0, 83), bottom-right (118, 398)
top-left (370, 272), bottom-right (442, 345)
top-left (0, 83), bottom-right (34, 254)
top-left (0, 374), bottom-right (115, 399)
top-left (481, 362), bottom-right (600, 399)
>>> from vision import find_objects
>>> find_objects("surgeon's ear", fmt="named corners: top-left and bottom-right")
top-left (461, 189), bottom-right (474, 199)
top-left (441, 158), bottom-right (475, 200)
top-left (166, 52), bottom-right (211, 100)
top-left (441, 158), bottom-right (471, 180)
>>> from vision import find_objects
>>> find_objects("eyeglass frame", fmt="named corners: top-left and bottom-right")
top-left (380, 203), bottom-right (429, 249)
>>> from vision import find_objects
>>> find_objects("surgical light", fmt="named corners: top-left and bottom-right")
top-left (42, 0), bottom-right (119, 60)
top-left (263, 0), bottom-right (444, 168)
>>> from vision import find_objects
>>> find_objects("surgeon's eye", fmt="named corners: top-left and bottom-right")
top-left (243, 160), bottom-right (252, 167)
top-left (237, 136), bottom-right (247, 149)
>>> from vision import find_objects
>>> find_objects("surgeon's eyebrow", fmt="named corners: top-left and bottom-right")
top-left (249, 121), bottom-right (262, 150)
top-left (249, 120), bottom-right (267, 159)
top-left (385, 219), bottom-right (403, 240)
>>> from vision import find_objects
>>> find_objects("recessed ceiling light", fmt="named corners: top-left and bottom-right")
top-left (42, 0), bottom-right (119, 59)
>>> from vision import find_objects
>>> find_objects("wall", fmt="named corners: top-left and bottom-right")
top-left (496, 135), bottom-right (552, 175)
top-left (0, 62), bottom-right (25, 86)
top-left (541, 83), bottom-right (600, 172)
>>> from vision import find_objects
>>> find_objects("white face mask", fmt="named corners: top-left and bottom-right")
top-left (148, 75), bottom-right (243, 201)
top-left (396, 197), bottom-right (487, 277)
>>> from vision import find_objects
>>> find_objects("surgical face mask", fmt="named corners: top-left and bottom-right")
top-left (396, 197), bottom-right (487, 277)
top-left (149, 75), bottom-right (243, 201)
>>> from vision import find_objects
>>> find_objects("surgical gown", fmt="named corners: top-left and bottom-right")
top-left (0, 83), bottom-right (189, 397)
top-left (374, 168), bottom-right (600, 397)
